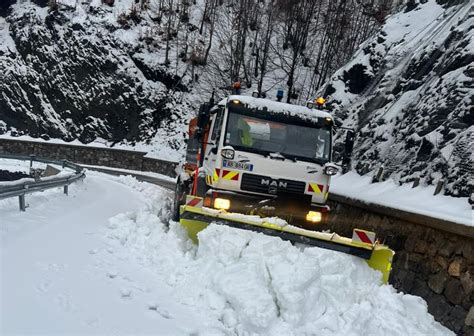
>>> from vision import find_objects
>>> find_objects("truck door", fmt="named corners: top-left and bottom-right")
top-left (203, 107), bottom-right (225, 178)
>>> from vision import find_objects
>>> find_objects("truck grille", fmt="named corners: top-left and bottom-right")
top-left (241, 173), bottom-right (306, 195)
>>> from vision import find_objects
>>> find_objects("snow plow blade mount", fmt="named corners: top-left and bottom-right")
top-left (179, 198), bottom-right (394, 284)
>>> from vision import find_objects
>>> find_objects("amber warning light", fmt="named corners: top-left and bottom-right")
top-left (316, 97), bottom-right (326, 106)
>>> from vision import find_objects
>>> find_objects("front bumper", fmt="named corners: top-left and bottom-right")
top-left (204, 189), bottom-right (330, 228)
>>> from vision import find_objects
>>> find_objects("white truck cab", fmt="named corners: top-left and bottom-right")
top-left (176, 95), bottom-right (339, 228)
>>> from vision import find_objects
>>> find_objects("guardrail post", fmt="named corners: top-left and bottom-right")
top-left (29, 154), bottom-right (36, 175)
top-left (64, 184), bottom-right (68, 195)
top-left (19, 194), bottom-right (26, 211)
top-left (434, 180), bottom-right (444, 195)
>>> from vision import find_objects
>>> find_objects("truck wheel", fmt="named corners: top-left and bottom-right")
top-left (172, 178), bottom-right (187, 222)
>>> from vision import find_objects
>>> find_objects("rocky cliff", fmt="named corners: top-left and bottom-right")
top-left (322, 0), bottom-right (472, 197)
top-left (0, 0), bottom-right (190, 156)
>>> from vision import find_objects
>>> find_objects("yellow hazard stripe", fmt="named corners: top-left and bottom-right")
top-left (222, 171), bottom-right (239, 180)
top-left (213, 170), bottom-right (219, 183)
top-left (309, 183), bottom-right (322, 193)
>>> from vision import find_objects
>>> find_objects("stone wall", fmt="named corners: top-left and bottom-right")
top-left (326, 196), bottom-right (474, 335)
top-left (0, 138), bottom-right (178, 177)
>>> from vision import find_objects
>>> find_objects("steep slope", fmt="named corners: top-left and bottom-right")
top-left (322, 0), bottom-right (473, 197)
top-left (0, 0), bottom-right (393, 161)
top-left (0, 1), bottom-right (190, 148)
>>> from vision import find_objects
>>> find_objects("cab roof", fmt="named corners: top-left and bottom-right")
top-left (218, 95), bottom-right (333, 122)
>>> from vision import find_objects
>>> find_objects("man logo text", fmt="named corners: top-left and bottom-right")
top-left (261, 179), bottom-right (288, 188)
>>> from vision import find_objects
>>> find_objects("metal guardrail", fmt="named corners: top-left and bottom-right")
top-left (0, 154), bottom-right (86, 211)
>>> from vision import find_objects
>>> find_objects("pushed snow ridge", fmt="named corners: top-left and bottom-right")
top-left (1, 172), bottom-right (454, 335)
top-left (107, 179), bottom-right (453, 336)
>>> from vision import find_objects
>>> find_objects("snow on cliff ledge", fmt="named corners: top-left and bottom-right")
top-left (322, 0), bottom-right (473, 198)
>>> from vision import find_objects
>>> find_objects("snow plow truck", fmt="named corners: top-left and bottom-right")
top-left (173, 94), bottom-right (394, 283)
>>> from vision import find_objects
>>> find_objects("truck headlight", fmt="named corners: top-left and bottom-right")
top-left (214, 198), bottom-right (231, 210)
top-left (306, 211), bottom-right (322, 223)
top-left (221, 148), bottom-right (235, 159)
top-left (323, 165), bottom-right (338, 176)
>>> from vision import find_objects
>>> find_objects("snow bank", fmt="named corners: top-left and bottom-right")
top-left (0, 158), bottom-right (33, 173)
top-left (0, 158), bottom-right (77, 186)
top-left (0, 170), bottom-right (453, 335)
top-left (107, 178), bottom-right (453, 335)
top-left (332, 172), bottom-right (473, 227)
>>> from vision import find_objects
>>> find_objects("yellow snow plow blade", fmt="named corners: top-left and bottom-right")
top-left (179, 200), bottom-right (394, 284)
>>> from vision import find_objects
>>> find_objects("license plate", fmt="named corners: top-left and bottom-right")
top-left (223, 159), bottom-right (254, 171)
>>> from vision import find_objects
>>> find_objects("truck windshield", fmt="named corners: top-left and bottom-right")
top-left (224, 110), bottom-right (331, 164)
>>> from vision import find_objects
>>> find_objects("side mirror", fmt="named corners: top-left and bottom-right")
top-left (194, 103), bottom-right (211, 141)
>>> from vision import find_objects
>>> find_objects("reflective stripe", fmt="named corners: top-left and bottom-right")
top-left (212, 168), bottom-right (220, 183)
top-left (186, 195), bottom-right (203, 208)
top-left (307, 183), bottom-right (325, 193)
top-left (352, 229), bottom-right (376, 245)
top-left (222, 170), bottom-right (239, 181)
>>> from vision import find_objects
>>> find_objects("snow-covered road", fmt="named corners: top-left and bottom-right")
top-left (1, 172), bottom-right (203, 335)
top-left (1, 171), bottom-right (453, 335)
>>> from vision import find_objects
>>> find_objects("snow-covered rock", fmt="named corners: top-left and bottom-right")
top-left (322, 0), bottom-right (473, 197)
top-left (0, 1), bottom-right (190, 149)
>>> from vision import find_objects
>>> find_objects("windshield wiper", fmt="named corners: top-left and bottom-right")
top-left (269, 152), bottom-right (285, 160)
top-left (269, 152), bottom-right (297, 162)
top-left (279, 153), bottom-right (298, 162)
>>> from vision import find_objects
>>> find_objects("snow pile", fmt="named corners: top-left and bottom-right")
top-left (226, 95), bottom-right (332, 122)
top-left (106, 179), bottom-right (453, 335)
top-left (332, 171), bottom-right (473, 227)
top-left (0, 168), bottom-right (453, 335)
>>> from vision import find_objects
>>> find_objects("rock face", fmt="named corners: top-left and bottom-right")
top-left (322, 0), bottom-right (473, 197)
top-left (0, 2), bottom-right (187, 145)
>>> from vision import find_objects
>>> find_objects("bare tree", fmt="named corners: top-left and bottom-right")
top-left (274, 0), bottom-right (319, 103)
top-left (255, 1), bottom-right (276, 96)
top-left (164, 0), bottom-right (175, 66)
top-left (175, 0), bottom-right (397, 99)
